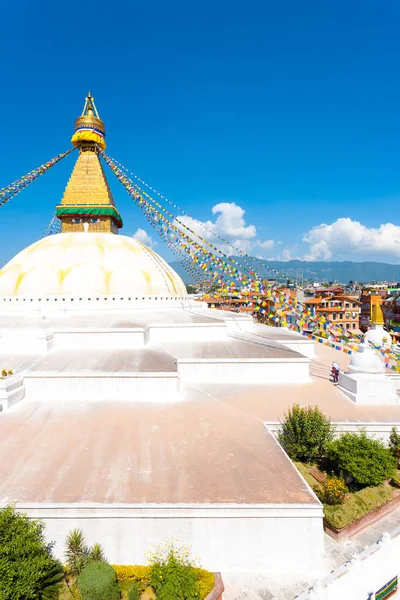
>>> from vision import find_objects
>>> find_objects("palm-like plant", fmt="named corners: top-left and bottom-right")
top-left (89, 542), bottom-right (107, 562)
top-left (36, 561), bottom-right (65, 600)
top-left (65, 529), bottom-right (89, 576)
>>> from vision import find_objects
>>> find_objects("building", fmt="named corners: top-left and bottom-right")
top-left (304, 294), bottom-right (361, 332)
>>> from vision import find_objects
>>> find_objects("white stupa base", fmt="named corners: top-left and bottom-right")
top-left (338, 372), bottom-right (399, 405)
top-left (0, 329), bottom-right (54, 354)
top-left (0, 374), bottom-right (25, 410)
top-left (23, 372), bottom-right (179, 403)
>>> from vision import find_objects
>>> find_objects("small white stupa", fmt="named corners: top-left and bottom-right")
top-left (347, 341), bottom-right (384, 374)
top-left (338, 339), bottom-right (398, 405)
top-left (364, 300), bottom-right (392, 349)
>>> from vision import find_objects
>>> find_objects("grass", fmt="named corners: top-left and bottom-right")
top-left (293, 461), bottom-right (323, 494)
top-left (294, 461), bottom-right (397, 530)
top-left (323, 484), bottom-right (393, 529)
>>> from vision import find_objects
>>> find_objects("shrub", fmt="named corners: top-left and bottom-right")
top-left (391, 470), bottom-right (400, 488)
top-left (278, 404), bottom-right (334, 462)
top-left (324, 484), bottom-right (393, 529)
top-left (147, 541), bottom-right (200, 600)
top-left (127, 581), bottom-right (140, 600)
top-left (389, 427), bottom-right (400, 459)
top-left (328, 430), bottom-right (397, 487)
top-left (112, 564), bottom-right (151, 585)
top-left (322, 476), bottom-right (347, 505)
top-left (65, 529), bottom-right (106, 576)
top-left (0, 504), bottom-right (64, 600)
top-left (65, 529), bottom-right (89, 576)
top-left (89, 542), bottom-right (106, 563)
top-left (195, 568), bottom-right (215, 599)
top-left (78, 561), bottom-right (120, 600)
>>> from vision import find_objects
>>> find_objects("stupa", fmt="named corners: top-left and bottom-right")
top-left (0, 95), bottom-right (325, 579)
top-left (364, 300), bottom-right (392, 350)
top-left (0, 94), bottom-right (186, 299)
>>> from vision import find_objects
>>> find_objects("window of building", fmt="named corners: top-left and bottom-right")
top-left (352, 303), bottom-right (356, 308)
top-left (346, 323), bottom-right (350, 329)
top-left (345, 302), bottom-right (350, 308)
top-left (340, 313), bottom-right (343, 319)
top-left (352, 323), bottom-right (356, 329)
top-left (332, 313), bottom-right (336, 320)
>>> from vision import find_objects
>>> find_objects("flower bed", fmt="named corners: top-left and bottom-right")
top-left (294, 462), bottom-right (400, 540)
top-left (112, 564), bottom-right (220, 600)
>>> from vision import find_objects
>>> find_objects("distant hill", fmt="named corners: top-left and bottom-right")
top-left (170, 259), bottom-right (400, 285)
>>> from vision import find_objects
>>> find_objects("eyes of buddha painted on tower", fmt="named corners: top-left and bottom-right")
top-left (72, 218), bottom-right (101, 224)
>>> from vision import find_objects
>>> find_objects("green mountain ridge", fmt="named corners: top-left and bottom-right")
top-left (170, 259), bottom-right (400, 285)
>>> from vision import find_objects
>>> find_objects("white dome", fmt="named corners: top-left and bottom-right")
top-left (0, 233), bottom-right (187, 297)
top-left (364, 325), bottom-right (392, 349)
top-left (348, 341), bottom-right (384, 374)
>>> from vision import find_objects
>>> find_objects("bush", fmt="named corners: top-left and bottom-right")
top-left (127, 581), bottom-right (140, 600)
top-left (323, 476), bottom-right (347, 505)
top-left (78, 561), bottom-right (120, 600)
top-left (278, 404), bottom-right (334, 462)
top-left (324, 484), bottom-right (393, 529)
top-left (112, 564), bottom-right (151, 586)
top-left (391, 470), bottom-right (400, 488)
top-left (148, 541), bottom-right (200, 600)
top-left (389, 427), bottom-right (400, 459)
top-left (194, 568), bottom-right (215, 600)
top-left (328, 431), bottom-right (397, 487)
top-left (0, 504), bottom-right (64, 600)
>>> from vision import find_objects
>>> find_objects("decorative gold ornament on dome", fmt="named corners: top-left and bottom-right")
top-left (71, 92), bottom-right (106, 151)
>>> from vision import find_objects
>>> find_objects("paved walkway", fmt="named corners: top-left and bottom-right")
top-left (221, 505), bottom-right (400, 599)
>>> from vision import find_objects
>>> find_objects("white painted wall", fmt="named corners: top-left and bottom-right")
top-left (23, 373), bottom-right (179, 402)
top-left (296, 529), bottom-right (400, 600)
top-left (15, 503), bottom-right (324, 576)
top-left (53, 329), bottom-right (146, 349)
top-left (147, 323), bottom-right (228, 343)
top-left (179, 358), bottom-right (310, 384)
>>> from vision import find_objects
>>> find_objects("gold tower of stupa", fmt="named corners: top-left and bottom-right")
top-left (55, 93), bottom-right (123, 234)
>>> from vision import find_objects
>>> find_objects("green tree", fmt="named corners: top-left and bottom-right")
top-left (389, 426), bottom-right (400, 460)
top-left (77, 562), bottom-right (120, 600)
top-left (328, 431), bottom-right (397, 487)
top-left (277, 404), bottom-right (334, 462)
top-left (0, 505), bottom-right (64, 600)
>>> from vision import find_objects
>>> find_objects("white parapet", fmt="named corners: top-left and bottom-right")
top-left (23, 372), bottom-right (179, 402)
top-left (0, 374), bottom-right (25, 410)
top-left (178, 357), bottom-right (310, 384)
top-left (52, 328), bottom-right (146, 350)
top-left (0, 329), bottom-right (54, 354)
top-left (338, 371), bottom-right (400, 405)
top-left (15, 502), bottom-right (324, 576)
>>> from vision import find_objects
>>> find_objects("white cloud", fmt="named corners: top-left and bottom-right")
top-left (174, 202), bottom-right (274, 257)
top-left (265, 247), bottom-right (294, 261)
top-left (132, 228), bottom-right (156, 248)
top-left (211, 202), bottom-right (256, 239)
top-left (303, 218), bottom-right (400, 261)
top-left (255, 239), bottom-right (275, 251)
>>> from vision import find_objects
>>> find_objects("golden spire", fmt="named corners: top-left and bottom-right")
top-left (55, 94), bottom-right (122, 234)
top-left (71, 92), bottom-right (106, 151)
top-left (370, 295), bottom-right (385, 326)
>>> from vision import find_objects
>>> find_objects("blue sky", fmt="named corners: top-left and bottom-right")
top-left (1, 0), bottom-right (399, 266)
